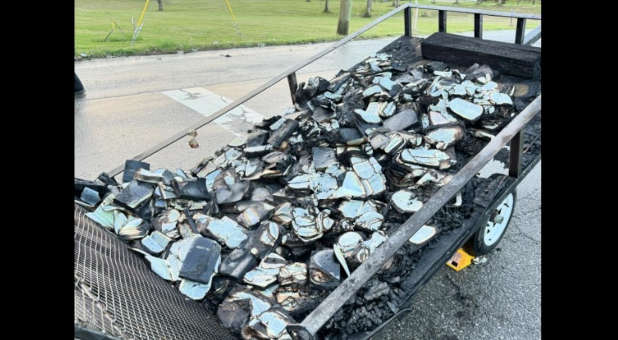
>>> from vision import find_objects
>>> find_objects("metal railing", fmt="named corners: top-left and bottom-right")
top-left (99, 3), bottom-right (541, 339)
top-left (403, 3), bottom-right (541, 43)
top-left (523, 22), bottom-right (541, 45)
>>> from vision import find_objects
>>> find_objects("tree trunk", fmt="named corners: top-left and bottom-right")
top-left (324, 0), bottom-right (330, 12)
top-left (157, 0), bottom-right (163, 11)
top-left (337, 0), bottom-right (352, 35)
top-left (364, 0), bottom-right (373, 17)
top-left (392, 0), bottom-right (399, 7)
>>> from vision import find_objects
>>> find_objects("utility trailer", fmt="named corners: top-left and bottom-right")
top-left (74, 4), bottom-right (541, 340)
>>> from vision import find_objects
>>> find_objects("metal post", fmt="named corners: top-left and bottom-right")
top-left (438, 10), bottom-right (447, 33)
top-left (515, 18), bottom-right (526, 44)
top-left (474, 13), bottom-right (483, 39)
top-left (404, 7), bottom-right (412, 37)
top-left (287, 72), bottom-right (298, 105)
top-left (509, 132), bottom-right (523, 178)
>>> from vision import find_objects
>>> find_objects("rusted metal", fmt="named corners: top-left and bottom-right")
top-left (515, 18), bottom-right (526, 45)
top-left (404, 7), bottom-right (412, 37)
top-left (295, 96), bottom-right (541, 337)
top-left (287, 72), bottom-right (298, 104)
top-left (438, 10), bottom-right (447, 33)
top-left (474, 13), bottom-right (483, 39)
top-left (509, 132), bottom-right (523, 178)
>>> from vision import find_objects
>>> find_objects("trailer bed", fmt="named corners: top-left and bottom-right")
top-left (75, 5), bottom-right (541, 338)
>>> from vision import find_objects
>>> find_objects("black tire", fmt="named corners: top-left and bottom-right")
top-left (75, 72), bottom-right (86, 98)
top-left (471, 190), bottom-right (517, 256)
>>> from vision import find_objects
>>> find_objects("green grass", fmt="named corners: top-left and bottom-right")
top-left (75, 0), bottom-right (540, 58)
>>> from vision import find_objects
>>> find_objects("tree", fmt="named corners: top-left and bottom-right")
top-left (324, 0), bottom-right (330, 13)
top-left (157, 0), bottom-right (163, 11)
top-left (336, 0), bottom-right (352, 35)
top-left (364, 0), bottom-right (373, 17)
top-left (392, 0), bottom-right (400, 7)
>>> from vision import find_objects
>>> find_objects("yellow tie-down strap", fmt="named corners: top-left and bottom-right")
top-left (446, 248), bottom-right (475, 272)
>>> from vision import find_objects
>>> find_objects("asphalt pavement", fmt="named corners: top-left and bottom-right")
top-left (75, 29), bottom-right (540, 340)
top-left (374, 162), bottom-right (541, 340)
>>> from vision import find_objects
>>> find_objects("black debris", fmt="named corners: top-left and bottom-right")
top-left (82, 36), bottom-right (537, 339)
top-left (179, 237), bottom-right (222, 284)
top-left (122, 159), bottom-right (150, 183)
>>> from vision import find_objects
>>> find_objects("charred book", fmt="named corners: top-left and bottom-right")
top-left (75, 47), bottom-right (539, 339)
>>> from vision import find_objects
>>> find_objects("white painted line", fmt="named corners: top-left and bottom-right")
top-left (162, 87), bottom-right (264, 137)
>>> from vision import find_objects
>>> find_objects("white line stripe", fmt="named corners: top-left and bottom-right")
top-left (162, 87), bottom-right (264, 137)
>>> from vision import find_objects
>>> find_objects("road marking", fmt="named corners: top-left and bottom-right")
top-left (162, 87), bottom-right (264, 137)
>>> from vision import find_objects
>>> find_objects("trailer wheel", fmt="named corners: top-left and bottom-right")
top-left (472, 190), bottom-right (517, 255)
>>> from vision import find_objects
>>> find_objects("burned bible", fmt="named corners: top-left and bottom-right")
top-left (78, 50), bottom-right (532, 339)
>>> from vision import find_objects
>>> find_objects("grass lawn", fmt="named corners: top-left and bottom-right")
top-left (75, 0), bottom-right (540, 58)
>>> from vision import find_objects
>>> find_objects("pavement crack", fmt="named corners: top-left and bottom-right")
top-left (444, 273), bottom-right (480, 310)
top-left (510, 223), bottom-right (540, 244)
top-left (517, 205), bottom-right (542, 216)
top-left (517, 189), bottom-right (541, 202)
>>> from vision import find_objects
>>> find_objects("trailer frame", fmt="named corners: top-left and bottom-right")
top-left (88, 4), bottom-right (541, 339)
